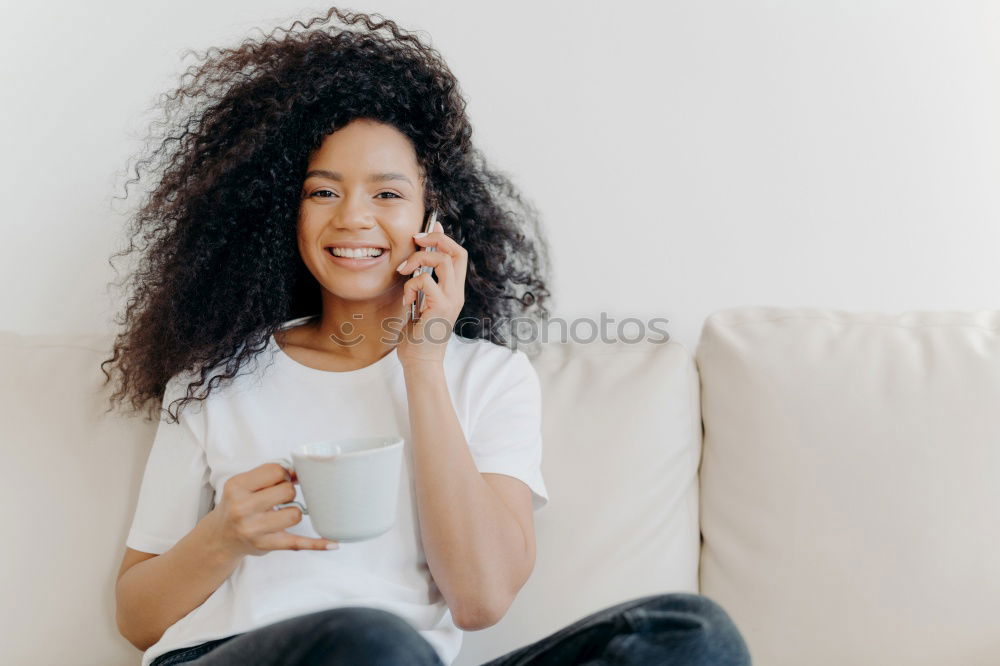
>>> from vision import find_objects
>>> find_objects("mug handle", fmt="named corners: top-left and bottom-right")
top-left (266, 457), bottom-right (308, 515)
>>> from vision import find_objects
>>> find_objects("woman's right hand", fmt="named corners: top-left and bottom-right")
top-left (208, 462), bottom-right (339, 557)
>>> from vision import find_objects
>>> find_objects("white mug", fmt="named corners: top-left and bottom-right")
top-left (267, 436), bottom-right (404, 543)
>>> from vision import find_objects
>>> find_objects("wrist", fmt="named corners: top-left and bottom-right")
top-left (199, 509), bottom-right (246, 563)
top-left (401, 359), bottom-right (446, 377)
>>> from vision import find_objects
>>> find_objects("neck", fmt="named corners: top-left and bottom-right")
top-left (309, 287), bottom-right (411, 361)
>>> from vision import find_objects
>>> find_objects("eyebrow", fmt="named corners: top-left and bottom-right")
top-left (304, 169), bottom-right (413, 186)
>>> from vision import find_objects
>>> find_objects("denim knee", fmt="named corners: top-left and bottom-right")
top-left (621, 592), bottom-right (752, 666)
top-left (304, 607), bottom-right (440, 665)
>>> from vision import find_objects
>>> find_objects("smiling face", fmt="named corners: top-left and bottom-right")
top-left (297, 118), bottom-right (426, 304)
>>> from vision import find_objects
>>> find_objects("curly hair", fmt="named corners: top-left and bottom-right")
top-left (100, 6), bottom-right (552, 425)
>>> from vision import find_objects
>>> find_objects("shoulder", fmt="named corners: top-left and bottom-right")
top-left (161, 328), bottom-right (297, 419)
top-left (447, 334), bottom-right (532, 372)
top-left (446, 335), bottom-right (540, 401)
top-left (160, 367), bottom-right (212, 423)
top-left (162, 367), bottom-right (202, 405)
top-left (160, 355), bottom-right (240, 421)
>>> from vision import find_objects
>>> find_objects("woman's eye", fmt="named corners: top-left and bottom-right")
top-left (308, 190), bottom-right (400, 199)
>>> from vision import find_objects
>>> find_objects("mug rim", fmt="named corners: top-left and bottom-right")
top-left (292, 435), bottom-right (403, 461)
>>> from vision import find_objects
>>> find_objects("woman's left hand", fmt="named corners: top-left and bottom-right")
top-left (395, 220), bottom-right (467, 368)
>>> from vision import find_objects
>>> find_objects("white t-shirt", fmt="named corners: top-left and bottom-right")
top-left (126, 315), bottom-right (549, 666)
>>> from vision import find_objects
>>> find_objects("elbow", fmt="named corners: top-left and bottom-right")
top-left (451, 557), bottom-right (533, 631)
top-left (457, 570), bottom-right (532, 630)
top-left (454, 605), bottom-right (502, 632)
top-left (115, 588), bottom-right (136, 649)
top-left (115, 586), bottom-right (156, 652)
top-left (453, 591), bottom-right (514, 632)
top-left (116, 613), bottom-right (151, 652)
top-left (116, 607), bottom-right (155, 652)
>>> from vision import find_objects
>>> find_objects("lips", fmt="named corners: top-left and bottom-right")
top-left (326, 247), bottom-right (385, 257)
top-left (323, 242), bottom-right (389, 251)
top-left (324, 247), bottom-right (389, 269)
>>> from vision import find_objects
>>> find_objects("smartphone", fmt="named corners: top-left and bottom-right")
top-left (410, 210), bottom-right (438, 323)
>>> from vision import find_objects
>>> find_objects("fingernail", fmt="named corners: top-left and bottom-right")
top-left (396, 260), bottom-right (406, 272)
top-left (326, 543), bottom-right (340, 550)
top-left (414, 232), bottom-right (428, 238)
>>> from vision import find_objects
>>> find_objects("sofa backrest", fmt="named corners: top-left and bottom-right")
top-left (696, 307), bottom-right (1000, 666)
top-left (457, 338), bottom-right (701, 664)
top-left (0, 331), bottom-right (702, 666)
top-left (1, 332), bottom-right (156, 666)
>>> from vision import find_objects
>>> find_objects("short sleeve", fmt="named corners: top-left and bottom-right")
top-left (468, 350), bottom-right (549, 512)
top-left (126, 372), bottom-right (214, 554)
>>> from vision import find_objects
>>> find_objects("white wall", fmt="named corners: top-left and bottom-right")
top-left (3, 0), bottom-right (998, 352)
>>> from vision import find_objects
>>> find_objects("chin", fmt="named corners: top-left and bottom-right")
top-left (321, 280), bottom-right (400, 303)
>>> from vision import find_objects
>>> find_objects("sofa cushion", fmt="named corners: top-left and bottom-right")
top-left (1, 331), bottom-right (156, 665)
top-left (455, 337), bottom-right (701, 664)
top-left (696, 307), bottom-right (1000, 666)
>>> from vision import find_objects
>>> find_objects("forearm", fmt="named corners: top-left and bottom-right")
top-left (404, 362), bottom-right (527, 628)
top-left (116, 510), bottom-right (242, 651)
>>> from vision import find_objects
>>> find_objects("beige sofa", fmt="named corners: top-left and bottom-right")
top-left (4, 306), bottom-right (999, 665)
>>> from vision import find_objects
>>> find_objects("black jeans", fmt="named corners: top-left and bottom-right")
top-left (149, 592), bottom-right (752, 666)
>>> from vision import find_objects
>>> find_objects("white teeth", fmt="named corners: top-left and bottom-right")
top-left (329, 247), bottom-right (384, 258)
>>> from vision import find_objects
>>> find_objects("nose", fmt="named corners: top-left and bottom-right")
top-left (332, 193), bottom-right (375, 230)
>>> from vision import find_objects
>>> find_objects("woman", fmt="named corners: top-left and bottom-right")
top-left (105, 7), bottom-right (752, 666)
